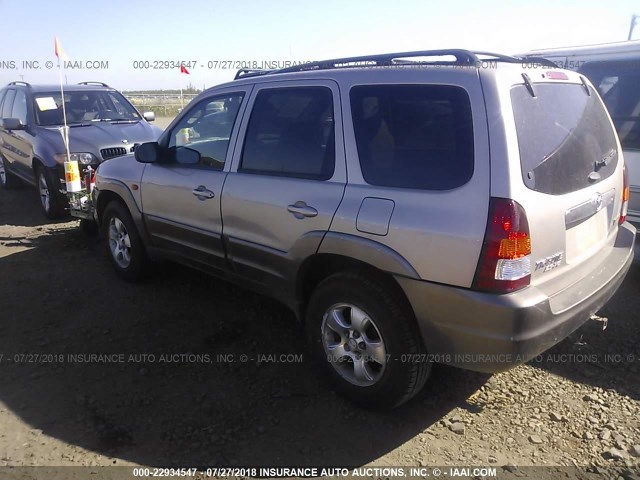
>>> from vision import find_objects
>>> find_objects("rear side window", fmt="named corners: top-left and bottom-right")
top-left (1, 90), bottom-right (16, 119)
top-left (512, 83), bottom-right (618, 195)
top-left (240, 87), bottom-right (335, 180)
top-left (579, 60), bottom-right (640, 151)
top-left (350, 85), bottom-right (474, 190)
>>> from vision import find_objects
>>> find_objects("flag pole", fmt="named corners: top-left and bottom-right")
top-left (55, 36), bottom-right (81, 195)
top-left (56, 50), bottom-right (70, 162)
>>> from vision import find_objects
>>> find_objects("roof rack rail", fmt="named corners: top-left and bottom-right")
top-left (8, 81), bottom-right (31, 87)
top-left (234, 69), bottom-right (274, 80)
top-left (78, 81), bottom-right (110, 87)
top-left (232, 49), bottom-right (561, 80)
top-left (271, 49), bottom-right (480, 75)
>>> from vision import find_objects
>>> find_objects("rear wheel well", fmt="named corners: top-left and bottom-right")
top-left (298, 254), bottom-right (413, 318)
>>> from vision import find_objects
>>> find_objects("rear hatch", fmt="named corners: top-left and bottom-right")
top-left (506, 69), bottom-right (624, 299)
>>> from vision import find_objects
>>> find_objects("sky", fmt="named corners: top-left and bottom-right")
top-left (0, 0), bottom-right (638, 91)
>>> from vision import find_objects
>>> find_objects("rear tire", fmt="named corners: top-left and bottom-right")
top-left (306, 270), bottom-right (431, 409)
top-left (0, 156), bottom-right (22, 189)
top-left (35, 166), bottom-right (66, 219)
top-left (102, 200), bottom-right (150, 282)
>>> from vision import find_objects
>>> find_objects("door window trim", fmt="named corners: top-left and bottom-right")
top-left (229, 80), bottom-right (345, 183)
top-left (160, 90), bottom-right (250, 171)
top-left (238, 85), bottom-right (336, 181)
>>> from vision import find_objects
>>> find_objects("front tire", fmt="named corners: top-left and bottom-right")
top-left (102, 201), bottom-right (150, 282)
top-left (0, 156), bottom-right (22, 189)
top-left (306, 271), bottom-right (431, 409)
top-left (35, 166), bottom-right (66, 219)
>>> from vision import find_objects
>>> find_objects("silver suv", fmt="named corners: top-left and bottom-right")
top-left (91, 50), bottom-right (635, 409)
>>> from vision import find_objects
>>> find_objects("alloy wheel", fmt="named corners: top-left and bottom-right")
top-left (321, 303), bottom-right (387, 387)
top-left (108, 217), bottom-right (132, 269)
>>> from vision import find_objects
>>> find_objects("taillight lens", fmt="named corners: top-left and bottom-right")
top-left (620, 164), bottom-right (629, 225)
top-left (472, 198), bottom-right (532, 293)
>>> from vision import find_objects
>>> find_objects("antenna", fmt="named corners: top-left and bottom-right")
top-left (629, 14), bottom-right (639, 40)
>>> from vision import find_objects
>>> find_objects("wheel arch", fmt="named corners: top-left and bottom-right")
top-left (296, 251), bottom-right (418, 324)
top-left (95, 183), bottom-right (149, 244)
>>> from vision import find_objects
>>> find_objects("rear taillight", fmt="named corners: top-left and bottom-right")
top-left (619, 164), bottom-right (629, 225)
top-left (472, 198), bottom-right (532, 293)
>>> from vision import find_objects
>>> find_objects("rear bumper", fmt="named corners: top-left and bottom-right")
top-left (396, 222), bottom-right (636, 373)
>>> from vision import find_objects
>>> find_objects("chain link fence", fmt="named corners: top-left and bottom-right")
top-left (124, 93), bottom-right (199, 119)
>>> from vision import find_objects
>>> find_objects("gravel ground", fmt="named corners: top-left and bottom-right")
top-left (0, 183), bottom-right (639, 478)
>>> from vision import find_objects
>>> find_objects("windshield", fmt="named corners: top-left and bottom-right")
top-left (511, 83), bottom-right (618, 195)
top-left (33, 90), bottom-right (140, 126)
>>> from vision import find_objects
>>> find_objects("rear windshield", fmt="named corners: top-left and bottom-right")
top-left (512, 83), bottom-right (618, 195)
top-left (350, 85), bottom-right (474, 190)
top-left (579, 60), bottom-right (640, 151)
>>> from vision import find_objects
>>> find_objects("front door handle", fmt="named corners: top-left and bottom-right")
top-left (287, 201), bottom-right (318, 219)
top-left (192, 185), bottom-right (215, 200)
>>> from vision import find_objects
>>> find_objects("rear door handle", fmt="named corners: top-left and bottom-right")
top-left (287, 201), bottom-right (318, 218)
top-left (192, 185), bottom-right (215, 200)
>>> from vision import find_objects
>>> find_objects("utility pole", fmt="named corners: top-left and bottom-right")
top-left (629, 14), bottom-right (639, 40)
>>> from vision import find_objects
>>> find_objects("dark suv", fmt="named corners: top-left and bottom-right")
top-left (0, 81), bottom-right (162, 218)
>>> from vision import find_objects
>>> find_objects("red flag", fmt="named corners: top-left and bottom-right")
top-left (180, 64), bottom-right (190, 74)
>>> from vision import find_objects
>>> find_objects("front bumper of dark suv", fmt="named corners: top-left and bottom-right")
top-left (396, 222), bottom-right (636, 373)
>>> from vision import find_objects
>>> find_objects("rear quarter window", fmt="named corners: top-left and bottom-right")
top-left (512, 83), bottom-right (618, 195)
top-left (350, 84), bottom-right (474, 190)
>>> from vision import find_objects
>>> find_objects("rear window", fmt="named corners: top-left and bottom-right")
top-left (512, 83), bottom-right (618, 195)
top-left (579, 60), bottom-right (640, 151)
top-left (350, 85), bottom-right (474, 190)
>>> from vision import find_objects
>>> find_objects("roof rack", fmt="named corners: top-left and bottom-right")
top-left (233, 49), bottom-right (565, 81)
top-left (77, 81), bottom-right (110, 87)
top-left (8, 81), bottom-right (31, 87)
top-left (274, 49), bottom-right (480, 75)
top-left (234, 69), bottom-right (274, 80)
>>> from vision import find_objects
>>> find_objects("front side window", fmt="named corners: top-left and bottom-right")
top-left (240, 87), bottom-right (335, 180)
top-left (0, 90), bottom-right (6, 115)
top-left (1, 90), bottom-right (16, 119)
top-left (580, 60), bottom-right (640, 151)
top-left (34, 90), bottom-right (140, 126)
top-left (168, 93), bottom-right (245, 169)
top-left (350, 85), bottom-right (474, 190)
top-left (11, 90), bottom-right (28, 125)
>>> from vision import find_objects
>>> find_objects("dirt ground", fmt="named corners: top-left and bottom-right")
top-left (0, 182), bottom-right (639, 478)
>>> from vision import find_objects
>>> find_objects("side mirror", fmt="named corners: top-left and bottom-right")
top-left (143, 111), bottom-right (155, 122)
top-left (134, 142), bottom-right (161, 163)
top-left (175, 147), bottom-right (201, 165)
top-left (2, 118), bottom-right (26, 130)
